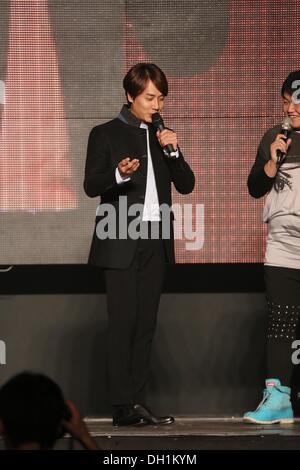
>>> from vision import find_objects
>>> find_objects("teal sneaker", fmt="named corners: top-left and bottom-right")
top-left (243, 378), bottom-right (294, 424)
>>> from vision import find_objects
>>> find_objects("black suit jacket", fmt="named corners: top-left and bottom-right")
top-left (84, 105), bottom-right (195, 268)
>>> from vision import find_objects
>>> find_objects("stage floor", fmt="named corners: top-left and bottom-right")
top-left (81, 417), bottom-right (300, 450)
top-left (1, 417), bottom-right (300, 450)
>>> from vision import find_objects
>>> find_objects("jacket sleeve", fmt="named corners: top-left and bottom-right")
top-left (247, 141), bottom-right (276, 199)
top-left (165, 149), bottom-right (195, 195)
top-left (83, 127), bottom-right (119, 198)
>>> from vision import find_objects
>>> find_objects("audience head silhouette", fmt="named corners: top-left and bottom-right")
top-left (0, 371), bottom-right (66, 450)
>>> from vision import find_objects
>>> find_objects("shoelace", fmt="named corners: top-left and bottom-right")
top-left (255, 388), bottom-right (270, 410)
top-left (255, 386), bottom-right (288, 411)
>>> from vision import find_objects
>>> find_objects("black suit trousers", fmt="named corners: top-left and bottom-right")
top-left (104, 226), bottom-right (166, 406)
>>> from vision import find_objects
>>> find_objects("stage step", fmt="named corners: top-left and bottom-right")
top-left (1, 417), bottom-right (299, 450)
top-left (69, 417), bottom-right (300, 450)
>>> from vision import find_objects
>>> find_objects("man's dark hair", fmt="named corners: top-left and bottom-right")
top-left (281, 70), bottom-right (300, 97)
top-left (123, 63), bottom-right (168, 103)
top-left (0, 372), bottom-right (66, 449)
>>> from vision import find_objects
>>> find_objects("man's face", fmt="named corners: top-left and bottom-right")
top-left (128, 80), bottom-right (165, 123)
top-left (283, 92), bottom-right (300, 129)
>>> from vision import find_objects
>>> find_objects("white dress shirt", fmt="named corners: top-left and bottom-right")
top-left (116, 122), bottom-right (178, 221)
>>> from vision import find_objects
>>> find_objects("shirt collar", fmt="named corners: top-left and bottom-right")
top-left (118, 104), bottom-right (142, 128)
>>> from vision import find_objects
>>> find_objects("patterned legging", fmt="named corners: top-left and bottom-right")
top-left (265, 265), bottom-right (300, 387)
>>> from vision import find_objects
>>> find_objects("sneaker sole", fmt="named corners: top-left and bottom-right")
top-left (243, 416), bottom-right (294, 425)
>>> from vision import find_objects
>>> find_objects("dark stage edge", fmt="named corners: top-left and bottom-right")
top-left (64, 417), bottom-right (300, 450)
top-left (1, 417), bottom-right (300, 451)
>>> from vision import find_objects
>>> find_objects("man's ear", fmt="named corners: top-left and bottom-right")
top-left (127, 93), bottom-right (133, 105)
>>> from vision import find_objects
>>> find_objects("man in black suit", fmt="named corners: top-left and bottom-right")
top-left (84, 63), bottom-right (195, 426)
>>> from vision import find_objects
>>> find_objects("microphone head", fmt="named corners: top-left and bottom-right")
top-left (282, 116), bottom-right (291, 131)
top-left (152, 112), bottom-right (164, 130)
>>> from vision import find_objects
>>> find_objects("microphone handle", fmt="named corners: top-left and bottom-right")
top-left (157, 123), bottom-right (176, 156)
top-left (276, 129), bottom-right (289, 164)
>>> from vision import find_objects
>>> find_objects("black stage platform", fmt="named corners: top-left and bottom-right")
top-left (56, 417), bottom-right (300, 450)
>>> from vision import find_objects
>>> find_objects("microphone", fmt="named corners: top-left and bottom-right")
top-left (152, 113), bottom-right (177, 158)
top-left (276, 116), bottom-right (291, 164)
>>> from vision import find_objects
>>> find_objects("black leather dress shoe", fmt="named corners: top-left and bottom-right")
top-left (112, 405), bottom-right (147, 427)
top-left (133, 404), bottom-right (175, 425)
